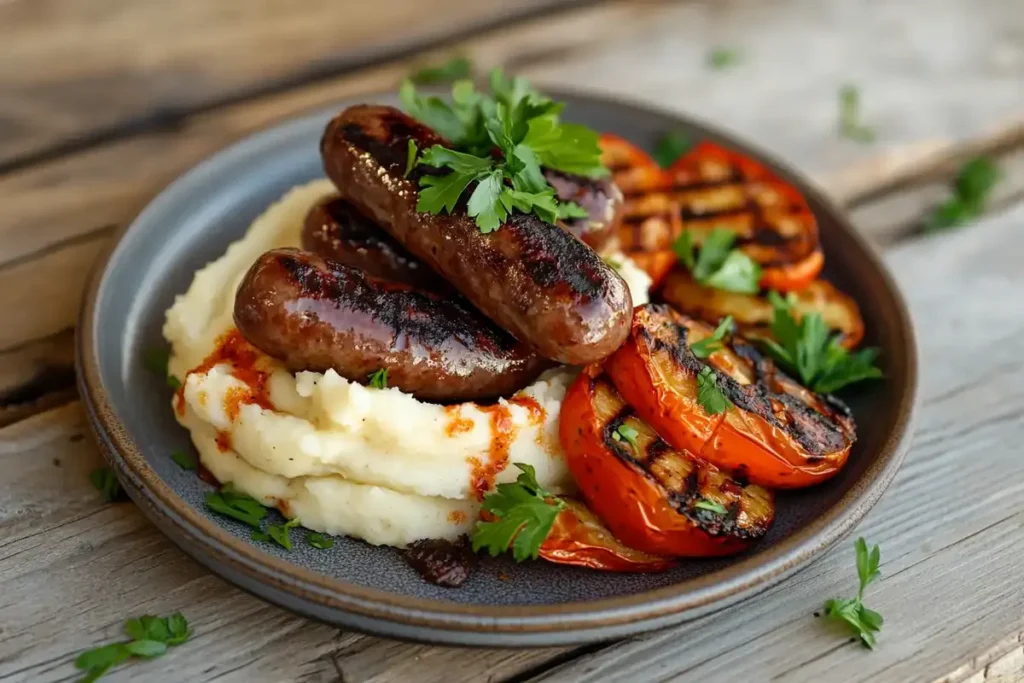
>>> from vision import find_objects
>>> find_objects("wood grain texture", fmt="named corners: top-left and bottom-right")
top-left (525, 202), bottom-right (1024, 683)
top-left (0, 0), bottom-right (580, 166)
top-left (0, 0), bottom-right (1022, 402)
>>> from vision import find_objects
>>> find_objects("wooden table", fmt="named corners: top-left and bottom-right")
top-left (2, 1), bottom-right (1023, 681)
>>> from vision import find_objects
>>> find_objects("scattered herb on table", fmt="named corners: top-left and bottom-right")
top-left (652, 130), bottom-right (692, 168)
top-left (694, 499), bottom-right (728, 514)
top-left (838, 85), bottom-right (876, 143)
top-left (689, 316), bottom-right (734, 359)
top-left (89, 467), bottom-right (125, 503)
top-left (367, 368), bottom-right (389, 389)
top-left (471, 463), bottom-right (565, 561)
top-left (170, 450), bottom-right (196, 470)
top-left (926, 156), bottom-right (1002, 231)
top-left (401, 69), bottom-right (605, 232)
top-left (307, 531), bottom-right (334, 550)
top-left (673, 228), bottom-right (762, 294)
top-left (612, 423), bottom-right (641, 455)
top-left (707, 46), bottom-right (743, 70)
top-left (696, 366), bottom-right (732, 415)
top-left (75, 612), bottom-right (191, 681)
top-left (760, 291), bottom-right (883, 393)
top-left (205, 486), bottom-right (267, 529)
top-left (821, 537), bottom-right (884, 649)
top-left (409, 55), bottom-right (473, 84)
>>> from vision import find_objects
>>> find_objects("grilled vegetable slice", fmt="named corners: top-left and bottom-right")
top-left (660, 270), bottom-right (866, 349)
top-left (604, 304), bottom-right (856, 488)
top-left (666, 141), bottom-right (823, 291)
top-left (559, 365), bottom-right (774, 557)
top-left (539, 498), bottom-right (675, 572)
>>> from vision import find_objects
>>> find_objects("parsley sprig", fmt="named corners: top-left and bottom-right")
top-left (75, 613), bottom-right (191, 681)
top-left (409, 55), bottom-right (473, 85)
top-left (822, 537), bottom-right (884, 649)
top-left (689, 316), bottom-right (733, 359)
top-left (471, 463), bottom-right (565, 561)
top-left (401, 69), bottom-right (606, 232)
top-left (688, 316), bottom-right (735, 415)
top-left (760, 292), bottom-right (882, 393)
top-left (674, 228), bottom-right (762, 294)
top-left (652, 130), bottom-right (692, 168)
top-left (367, 368), bottom-right (389, 389)
top-left (926, 156), bottom-right (1001, 231)
top-left (252, 517), bottom-right (301, 550)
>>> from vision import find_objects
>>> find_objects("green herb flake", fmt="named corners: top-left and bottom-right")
top-left (404, 139), bottom-right (419, 178)
top-left (707, 47), bottom-right (743, 70)
top-left (696, 366), bottom-right (732, 415)
top-left (170, 450), bottom-right (196, 471)
top-left (307, 531), bottom-right (334, 549)
top-left (76, 613), bottom-right (191, 681)
top-left (611, 423), bottom-right (641, 455)
top-left (266, 517), bottom-right (302, 551)
top-left (471, 463), bottom-right (565, 561)
top-left (694, 499), bottom-right (728, 514)
top-left (142, 347), bottom-right (171, 377)
top-left (838, 85), bottom-right (876, 143)
top-left (821, 537), bottom-right (883, 649)
top-left (367, 368), bottom-right (389, 390)
top-left (205, 487), bottom-right (267, 529)
top-left (673, 228), bottom-right (762, 293)
top-left (926, 156), bottom-right (1002, 231)
top-left (689, 316), bottom-right (734, 359)
top-left (89, 467), bottom-right (125, 503)
top-left (652, 130), bottom-right (692, 168)
top-left (409, 55), bottom-right (473, 85)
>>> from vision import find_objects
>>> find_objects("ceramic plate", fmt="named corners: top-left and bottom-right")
top-left (77, 89), bottom-right (917, 647)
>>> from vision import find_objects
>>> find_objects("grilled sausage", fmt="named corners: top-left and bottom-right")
top-left (320, 105), bottom-right (633, 366)
top-left (233, 248), bottom-right (550, 402)
top-left (302, 194), bottom-right (445, 291)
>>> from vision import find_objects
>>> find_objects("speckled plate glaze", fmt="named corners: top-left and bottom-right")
top-left (77, 89), bottom-right (917, 647)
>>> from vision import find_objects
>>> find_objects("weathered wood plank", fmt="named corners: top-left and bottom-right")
top-left (525, 202), bottom-right (1024, 683)
top-left (0, 404), bottom-right (571, 683)
top-left (0, 0), bottom-right (580, 166)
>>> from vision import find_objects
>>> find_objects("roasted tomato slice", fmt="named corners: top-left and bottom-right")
top-left (539, 498), bottom-right (675, 572)
top-left (604, 304), bottom-right (856, 488)
top-left (665, 141), bottom-right (823, 291)
top-left (659, 269), bottom-right (865, 349)
top-left (559, 365), bottom-right (774, 557)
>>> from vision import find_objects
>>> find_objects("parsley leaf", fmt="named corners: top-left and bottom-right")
top-left (761, 292), bottom-right (883, 393)
top-left (409, 55), bottom-right (473, 84)
top-left (143, 347), bottom-right (181, 389)
top-left (467, 170), bottom-right (508, 233)
top-left (926, 156), bottom-right (1001, 231)
top-left (556, 200), bottom-right (589, 221)
top-left (367, 368), bottom-right (388, 389)
top-left (673, 229), bottom-right (762, 293)
top-left (205, 486), bottom-right (267, 529)
top-left (689, 316), bottom-right (734, 359)
top-left (822, 537), bottom-right (883, 648)
top-left (307, 531), bottom-right (334, 549)
top-left (696, 366), bottom-right (732, 415)
top-left (404, 139), bottom-right (418, 178)
top-left (694, 499), bottom-right (728, 514)
top-left (652, 130), bottom-right (691, 168)
top-left (266, 517), bottom-right (301, 551)
top-left (171, 450), bottom-right (196, 470)
top-left (707, 47), bottom-right (743, 70)
top-left (76, 613), bottom-right (191, 681)
top-left (471, 462), bottom-right (565, 561)
top-left (611, 423), bottom-right (641, 455)
top-left (838, 85), bottom-right (876, 143)
top-left (90, 467), bottom-right (125, 503)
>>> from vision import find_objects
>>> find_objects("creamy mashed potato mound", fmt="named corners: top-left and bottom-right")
top-left (165, 180), bottom-right (651, 547)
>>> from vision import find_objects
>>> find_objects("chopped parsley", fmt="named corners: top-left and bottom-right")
top-left (760, 291), bottom-right (883, 393)
top-left (471, 463), bottom-right (565, 561)
top-left (404, 139), bottom-right (419, 177)
top-left (694, 499), bottom-right (728, 514)
top-left (707, 47), bottom-right (743, 70)
top-left (75, 613), bottom-right (191, 681)
top-left (696, 366), bottom-right (732, 415)
top-left (926, 156), bottom-right (1002, 231)
top-left (652, 130), bottom-right (692, 168)
top-left (689, 316), bottom-right (734, 359)
top-left (401, 69), bottom-right (607, 232)
top-left (838, 85), bottom-right (876, 143)
top-left (307, 531), bottom-right (334, 550)
top-left (409, 55), bottom-right (473, 84)
top-left (90, 467), bottom-right (125, 503)
top-left (822, 537), bottom-right (884, 649)
top-left (367, 368), bottom-right (389, 389)
top-left (205, 486), bottom-right (267, 529)
top-left (611, 423), bottom-right (641, 455)
top-left (142, 347), bottom-right (180, 389)
top-left (673, 228), bottom-right (762, 294)
top-left (170, 450), bottom-right (196, 470)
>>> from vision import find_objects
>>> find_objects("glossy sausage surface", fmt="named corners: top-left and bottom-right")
top-left (320, 105), bottom-right (633, 366)
top-left (233, 248), bottom-right (550, 402)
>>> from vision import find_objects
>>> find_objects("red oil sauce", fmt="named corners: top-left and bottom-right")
top-left (215, 431), bottom-right (232, 452)
top-left (443, 405), bottom-right (475, 437)
top-left (468, 404), bottom-right (516, 501)
top-left (197, 462), bottom-right (220, 487)
top-left (447, 510), bottom-right (467, 525)
top-left (175, 329), bottom-right (276, 419)
top-left (508, 395), bottom-right (546, 426)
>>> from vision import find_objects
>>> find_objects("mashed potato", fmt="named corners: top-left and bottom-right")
top-left (165, 180), bottom-right (651, 547)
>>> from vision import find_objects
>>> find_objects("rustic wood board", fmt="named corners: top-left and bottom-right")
top-left (0, 0), bottom-right (1022, 405)
top-left (0, 0), bottom-right (580, 166)
top-left (3, 202), bottom-right (1024, 682)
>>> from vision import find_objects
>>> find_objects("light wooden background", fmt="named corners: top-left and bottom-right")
top-left (2, 1), bottom-right (1023, 681)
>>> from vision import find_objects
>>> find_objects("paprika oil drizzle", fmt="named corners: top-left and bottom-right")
top-left (176, 329), bottom-right (276, 421)
top-left (468, 403), bottom-right (516, 500)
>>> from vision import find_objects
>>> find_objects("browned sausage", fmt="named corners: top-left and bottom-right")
top-left (234, 248), bottom-right (549, 403)
top-left (544, 169), bottom-right (622, 251)
top-left (320, 105), bottom-right (633, 366)
top-left (302, 194), bottom-right (445, 291)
